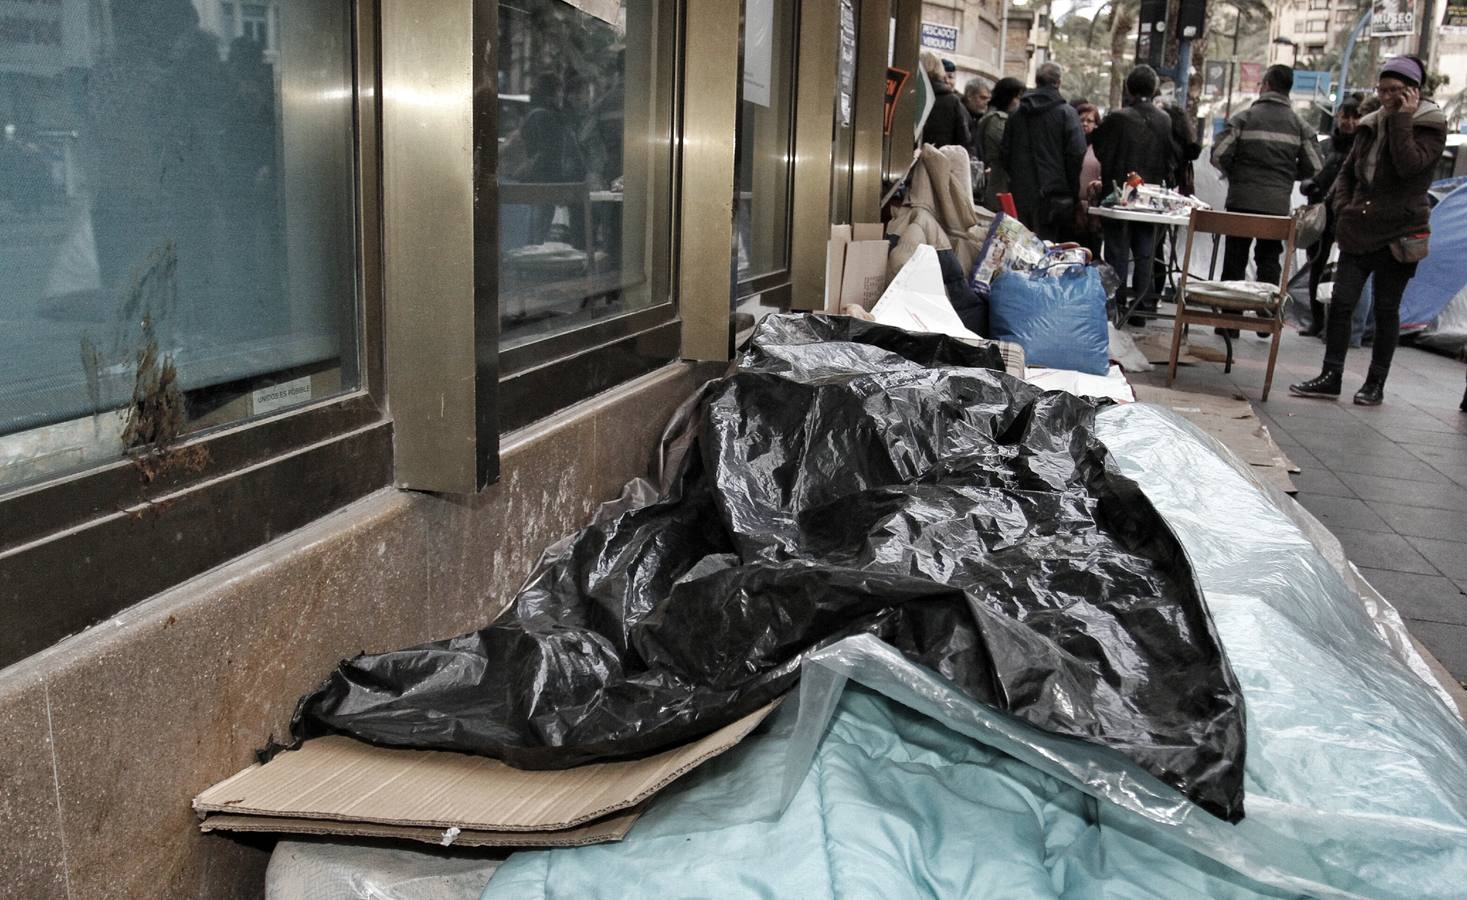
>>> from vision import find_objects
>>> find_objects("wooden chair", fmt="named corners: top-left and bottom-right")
top-left (1168, 209), bottom-right (1297, 401)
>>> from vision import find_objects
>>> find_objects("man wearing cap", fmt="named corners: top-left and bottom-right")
top-left (1291, 55), bottom-right (1447, 406)
top-left (1210, 65), bottom-right (1322, 313)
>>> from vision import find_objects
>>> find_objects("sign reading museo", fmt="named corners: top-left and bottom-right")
top-left (920, 22), bottom-right (958, 52)
top-left (1369, 0), bottom-right (1414, 37)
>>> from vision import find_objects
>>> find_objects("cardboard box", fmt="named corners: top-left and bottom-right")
top-left (194, 702), bottom-right (777, 849)
top-left (824, 223), bottom-right (890, 313)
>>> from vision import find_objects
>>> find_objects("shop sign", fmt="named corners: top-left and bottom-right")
top-left (1202, 60), bottom-right (1228, 98)
top-left (0, 0), bottom-right (89, 77)
top-left (1445, 0), bottom-right (1467, 33)
top-left (920, 22), bottom-right (958, 52)
top-left (1291, 70), bottom-right (1328, 96)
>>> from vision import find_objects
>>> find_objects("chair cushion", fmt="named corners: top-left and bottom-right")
top-left (1183, 279), bottom-right (1281, 312)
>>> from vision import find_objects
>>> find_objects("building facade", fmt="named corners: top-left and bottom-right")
top-left (919, 0), bottom-right (1006, 83)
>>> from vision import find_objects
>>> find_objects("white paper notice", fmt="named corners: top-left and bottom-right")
top-left (743, 0), bottom-right (774, 107)
top-left (870, 245), bottom-right (978, 340)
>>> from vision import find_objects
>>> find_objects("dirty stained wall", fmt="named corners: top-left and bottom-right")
top-left (0, 361), bottom-right (715, 900)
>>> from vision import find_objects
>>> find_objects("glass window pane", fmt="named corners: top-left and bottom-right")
top-left (735, 0), bottom-right (797, 285)
top-left (496, 0), bottom-right (675, 351)
top-left (0, 0), bottom-right (360, 490)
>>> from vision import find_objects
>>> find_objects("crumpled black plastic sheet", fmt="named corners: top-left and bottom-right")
top-left (291, 314), bottom-right (1247, 821)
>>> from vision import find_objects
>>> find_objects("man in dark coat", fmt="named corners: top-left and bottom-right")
top-left (1091, 65), bottom-right (1175, 321)
top-left (1001, 62), bottom-right (1086, 241)
top-left (1210, 64), bottom-right (1322, 287)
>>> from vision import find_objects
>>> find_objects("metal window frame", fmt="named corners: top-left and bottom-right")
top-left (733, 0), bottom-right (803, 303)
top-left (0, 0), bottom-right (392, 669)
top-left (485, 0), bottom-right (688, 424)
top-left (788, 0), bottom-right (840, 310)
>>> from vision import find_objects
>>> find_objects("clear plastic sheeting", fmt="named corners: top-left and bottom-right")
top-left (1147, 403), bottom-right (1457, 714)
top-left (288, 313), bottom-right (1246, 821)
top-left (1093, 403), bottom-right (1467, 896)
top-left (488, 687), bottom-right (1286, 900)
top-left (266, 840), bottom-right (504, 900)
top-left (484, 403), bottom-right (1467, 900)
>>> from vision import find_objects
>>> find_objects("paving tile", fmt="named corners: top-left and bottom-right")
top-left (1404, 619), bottom-right (1467, 683)
top-left (1399, 441), bottom-right (1467, 470)
top-left (1288, 427), bottom-right (1422, 459)
top-left (1343, 473), bottom-right (1467, 513)
top-left (1297, 494), bottom-right (1392, 533)
top-left (1344, 405), bottom-right (1467, 435)
top-left (1366, 500), bottom-right (1467, 541)
top-left (1330, 527), bottom-right (1437, 574)
top-left (1419, 406), bottom-right (1467, 433)
top-left (1289, 466), bottom-right (1354, 499)
top-left (1309, 449), bottom-right (1453, 484)
top-left (1262, 426), bottom-right (1304, 450)
top-left (1280, 445), bottom-right (1322, 470)
top-left (1405, 536), bottom-right (1467, 579)
top-left (1357, 568), bottom-right (1467, 626)
top-left (1269, 415), bottom-right (1370, 439)
top-left (1428, 463), bottom-right (1467, 490)
top-left (1376, 427), bottom-right (1467, 450)
top-left (1261, 397), bottom-right (1360, 421)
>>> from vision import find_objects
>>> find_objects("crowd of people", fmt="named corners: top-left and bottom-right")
top-left (920, 54), bottom-right (1200, 322)
top-left (916, 51), bottom-right (1449, 409)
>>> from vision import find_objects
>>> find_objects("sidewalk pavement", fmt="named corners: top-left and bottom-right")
top-left (1128, 323), bottom-right (1467, 688)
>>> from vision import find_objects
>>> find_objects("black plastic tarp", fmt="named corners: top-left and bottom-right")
top-left (291, 314), bottom-right (1246, 821)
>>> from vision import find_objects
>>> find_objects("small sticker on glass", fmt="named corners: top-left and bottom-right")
top-left (252, 376), bottom-right (313, 416)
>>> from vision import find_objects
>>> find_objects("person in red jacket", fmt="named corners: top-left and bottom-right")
top-left (1290, 56), bottom-right (1448, 406)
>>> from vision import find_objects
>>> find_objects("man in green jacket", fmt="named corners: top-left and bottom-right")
top-left (1210, 65), bottom-right (1322, 290)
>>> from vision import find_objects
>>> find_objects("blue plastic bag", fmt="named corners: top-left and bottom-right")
top-left (990, 264), bottom-right (1110, 375)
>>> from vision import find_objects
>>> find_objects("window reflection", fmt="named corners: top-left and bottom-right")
top-left (735, 0), bottom-right (796, 287)
top-left (496, 0), bottom-right (673, 350)
top-left (0, 0), bottom-right (359, 489)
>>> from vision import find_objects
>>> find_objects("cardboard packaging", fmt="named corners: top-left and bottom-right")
top-left (194, 702), bottom-right (777, 849)
top-left (824, 223), bottom-right (890, 313)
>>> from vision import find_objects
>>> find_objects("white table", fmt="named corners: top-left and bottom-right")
top-left (1086, 205), bottom-right (1192, 228)
top-left (1087, 205), bottom-right (1204, 324)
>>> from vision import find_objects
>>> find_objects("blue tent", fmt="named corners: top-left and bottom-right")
top-left (1401, 183), bottom-right (1467, 342)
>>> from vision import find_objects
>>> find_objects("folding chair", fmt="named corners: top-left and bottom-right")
top-left (1167, 209), bottom-right (1297, 401)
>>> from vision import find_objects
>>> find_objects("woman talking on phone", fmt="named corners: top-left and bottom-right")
top-left (1289, 56), bottom-right (1447, 406)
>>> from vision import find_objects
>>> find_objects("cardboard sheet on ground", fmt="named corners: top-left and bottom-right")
top-left (869, 244), bottom-right (978, 339)
top-left (194, 704), bottom-right (775, 848)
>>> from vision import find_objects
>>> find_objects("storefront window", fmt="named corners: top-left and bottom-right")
top-left (735, 0), bottom-right (797, 287)
top-left (496, 0), bottom-right (675, 351)
top-left (0, 0), bottom-right (360, 489)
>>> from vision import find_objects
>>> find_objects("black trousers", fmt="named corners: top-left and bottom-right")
top-left (1323, 246), bottom-right (1418, 381)
top-left (1220, 205), bottom-right (1282, 286)
top-left (1102, 219), bottom-right (1156, 310)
